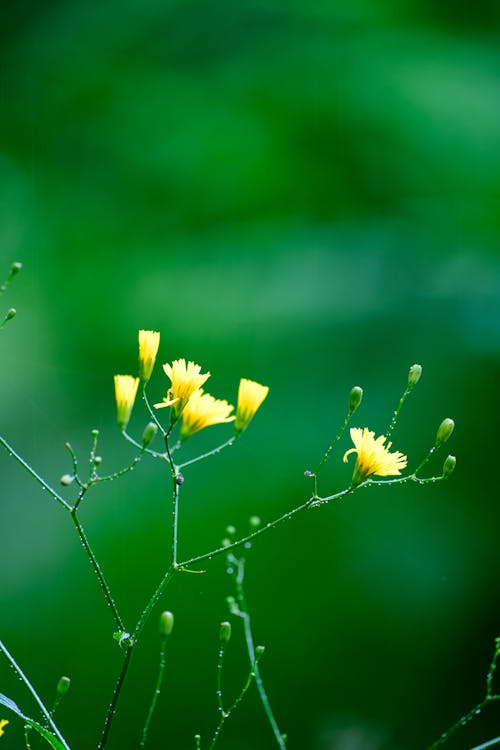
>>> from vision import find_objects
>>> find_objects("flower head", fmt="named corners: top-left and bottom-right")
top-left (343, 427), bottom-right (407, 485)
top-left (138, 330), bottom-right (160, 382)
top-left (234, 378), bottom-right (269, 436)
top-left (155, 359), bottom-right (210, 420)
top-left (0, 720), bottom-right (8, 737)
top-left (114, 375), bottom-right (140, 430)
top-left (180, 389), bottom-right (234, 441)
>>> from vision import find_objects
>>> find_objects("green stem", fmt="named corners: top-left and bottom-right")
top-left (0, 639), bottom-right (70, 750)
top-left (123, 430), bottom-right (164, 459)
top-left (385, 383), bottom-right (413, 440)
top-left (0, 434), bottom-right (71, 511)
top-left (314, 408), bottom-right (353, 475)
top-left (139, 635), bottom-right (169, 748)
top-left (97, 647), bottom-right (133, 750)
top-left (178, 438), bottom-right (235, 470)
top-left (235, 559), bottom-right (286, 749)
top-left (208, 655), bottom-right (260, 750)
top-left (470, 738), bottom-right (500, 750)
top-left (142, 387), bottom-right (167, 437)
top-left (132, 567), bottom-right (175, 642)
top-left (70, 511), bottom-right (125, 632)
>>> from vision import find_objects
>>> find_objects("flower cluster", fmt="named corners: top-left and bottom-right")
top-left (113, 330), bottom-right (269, 441)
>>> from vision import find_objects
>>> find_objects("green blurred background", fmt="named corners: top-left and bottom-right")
top-left (1, 1), bottom-right (500, 748)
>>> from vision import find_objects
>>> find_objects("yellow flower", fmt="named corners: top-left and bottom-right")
top-left (0, 720), bottom-right (8, 737)
top-left (234, 378), bottom-right (269, 436)
top-left (180, 389), bottom-right (235, 441)
top-left (114, 375), bottom-right (140, 430)
top-left (138, 329), bottom-right (160, 382)
top-left (154, 359), bottom-right (210, 420)
top-left (343, 427), bottom-right (407, 485)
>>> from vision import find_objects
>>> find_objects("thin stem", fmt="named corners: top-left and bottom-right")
top-left (97, 647), bottom-right (133, 750)
top-left (70, 511), bottom-right (125, 632)
top-left (65, 443), bottom-right (84, 488)
top-left (386, 382), bottom-right (413, 440)
top-left (179, 495), bottom-right (320, 570)
top-left (471, 738), bottom-right (500, 750)
top-left (178, 438), bottom-right (235, 470)
top-left (123, 430), bottom-right (164, 459)
top-left (142, 387), bottom-right (167, 437)
top-left (97, 452), bottom-right (145, 484)
top-left (414, 441), bottom-right (442, 476)
top-left (234, 558), bottom-right (286, 749)
top-left (0, 434), bottom-right (71, 511)
top-left (208, 654), bottom-right (260, 750)
top-left (0, 639), bottom-right (70, 750)
top-left (132, 567), bottom-right (175, 642)
top-left (428, 697), bottom-right (498, 750)
top-left (486, 641), bottom-right (500, 699)
top-left (140, 634), bottom-right (169, 749)
top-left (216, 642), bottom-right (227, 716)
top-left (314, 408), bottom-right (353, 475)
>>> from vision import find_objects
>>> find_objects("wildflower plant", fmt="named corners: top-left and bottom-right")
top-left (0, 260), bottom-right (495, 750)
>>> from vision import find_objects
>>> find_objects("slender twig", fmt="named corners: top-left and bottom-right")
top-left (139, 632), bottom-right (170, 748)
top-left (470, 738), bottom-right (500, 750)
top-left (142, 388), bottom-right (167, 437)
top-left (0, 639), bottom-right (70, 750)
top-left (314, 408), bottom-right (353, 476)
top-left (123, 430), bottom-right (164, 458)
top-left (132, 568), bottom-right (175, 642)
top-left (0, 435), bottom-right (71, 511)
top-left (234, 558), bottom-right (286, 749)
top-left (385, 383), bottom-right (412, 440)
top-left (178, 438), bottom-right (235, 470)
top-left (70, 511), bottom-right (125, 632)
top-left (97, 648), bottom-right (133, 750)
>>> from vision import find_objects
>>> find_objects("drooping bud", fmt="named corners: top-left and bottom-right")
top-left (219, 621), bottom-right (232, 643)
top-left (442, 455), bottom-right (456, 478)
top-left (5, 308), bottom-right (16, 321)
top-left (159, 611), bottom-right (174, 637)
top-left (142, 422), bottom-right (158, 448)
top-left (60, 474), bottom-right (74, 486)
top-left (255, 645), bottom-right (265, 656)
top-left (11, 261), bottom-right (22, 275)
top-left (408, 364), bottom-right (422, 387)
top-left (436, 418), bottom-right (455, 444)
top-left (56, 676), bottom-right (71, 697)
top-left (349, 386), bottom-right (363, 413)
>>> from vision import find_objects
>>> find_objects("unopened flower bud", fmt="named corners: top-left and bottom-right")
top-left (255, 645), bottom-right (265, 656)
top-left (56, 676), bottom-right (71, 697)
top-left (159, 611), bottom-right (174, 637)
top-left (443, 455), bottom-right (456, 478)
top-left (436, 418), bottom-right (455, 444)
top-left (11, 261), bottom-right (22, 274)
top-left (408, 364), bottom-right (422, 387)
top-left (60, 474), bottom-right (74, 486)
top-left (94, 456), bottom-right (102, 465)
top-left (219, 621), bottom-right (231, 643)
top-left (142, 422), bottom-right (158, 448)
top-left (249, 515), bottom-right (261, 528)
top-left (349, 386), bottom-right (363, 412)
top-left (6, 308), bottom-right (16, 321)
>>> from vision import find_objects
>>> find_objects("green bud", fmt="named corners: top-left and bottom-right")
top-left (219, 621), bottom-right (231, 643)
top-left (94, 455), bottom-right (102, 465)
top-left (60, 474), bottom-right (74, 486)
top-left (255, 645), bottom-right (265, 656)
top-left (56, 676), bottom-right (71, 697)
top-left (249, 515), bottom-right (261, 528)
top-left (11, 262), bottom-right (22, 274)
top-left (442, 455), bottom-right (456, 478)
top-left (6, 308), bottom-right (16, 320)
top-left (408, 364), bottom-right (422, 387)
top-left (348, 386), bottom-right (363, 412)
top-left (142, 421), bottom-right (158, 448)
top-left (159, 611), bottom-right (174, 637)
top-left (436, 418), bottom-right (455, 444)
top-left (91, 429), bottom-right (99, 437)
top-left (225, 525), bottom-right (236, 536)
